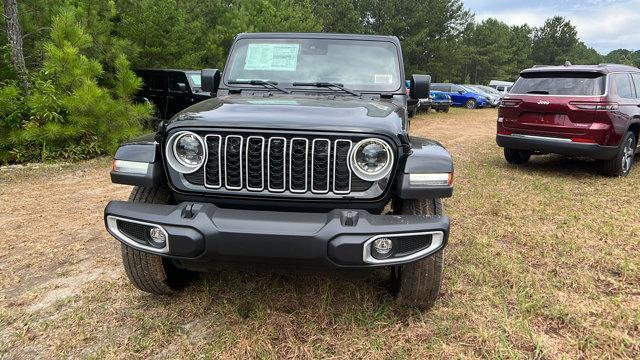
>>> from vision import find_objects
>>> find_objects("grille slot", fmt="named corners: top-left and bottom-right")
top-left (289, 138), bottom-right (309, 193)
top-left (312, 139), bottom-right (330, 193)
top-left (333, 140), bottom-right (352, 194)
top-left (185, 133), bottom-right (381, 196)
top-left (224, 135), bottom-right (243, 189)
top-left (268, 137), bottom-right (286, 192)
top-left (204, 135), bottom-right (222, 188)
top-left (246, 136), bottom-right (265, 191)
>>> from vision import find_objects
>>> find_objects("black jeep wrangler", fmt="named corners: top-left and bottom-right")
top-left (105, 33), bottom-right (454, 309)
top-left (135, 69), bottom-right (211, 120)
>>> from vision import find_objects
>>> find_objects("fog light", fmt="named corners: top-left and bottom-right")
top-left (148, 227), bottom-right (167, 248)
top-left (372, 238), bottom-right (393, 259)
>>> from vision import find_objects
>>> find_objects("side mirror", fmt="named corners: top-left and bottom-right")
top-left (201, 68), bottom-right (221, 95)
top-left (175, 83), bottom-right (187, 93)
top-left (458, 90), bottom-right (464, 94)
top-left (410, 74), bottom-right (431, 99)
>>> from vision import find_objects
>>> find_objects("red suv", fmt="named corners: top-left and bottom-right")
top-left (496, 64), bottom-right (640, 176)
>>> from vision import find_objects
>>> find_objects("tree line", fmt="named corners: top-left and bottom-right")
top-left (1, 0), bottom-right (638, 164)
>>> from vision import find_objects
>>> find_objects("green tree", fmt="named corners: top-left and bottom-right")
top-left (531, 16), bottom-right (578, 65)
top-left (0, 8), bottom-right (151, 164)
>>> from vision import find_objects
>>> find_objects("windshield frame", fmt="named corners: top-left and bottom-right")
top-left (220, 34), bottom-right (406, 95)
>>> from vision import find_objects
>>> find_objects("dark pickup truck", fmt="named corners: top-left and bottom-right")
top-left (106, 33), bottom-right (454, 310)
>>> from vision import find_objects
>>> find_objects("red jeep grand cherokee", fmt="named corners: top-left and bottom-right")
top-left (496, 64), bottom-right (640, 176)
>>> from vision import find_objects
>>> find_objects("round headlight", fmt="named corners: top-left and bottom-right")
top-left (166, 131), bottom-right (205, 173)
top-left (350, 138), bottom-right (394, 181)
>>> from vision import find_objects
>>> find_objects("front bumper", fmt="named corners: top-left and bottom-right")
top-left (104, 201), bottom-right (449, 268)
top-left (496, 134), bottom-right (618, 160)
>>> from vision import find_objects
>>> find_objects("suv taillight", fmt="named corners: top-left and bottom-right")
top-left (499, 99), bottom-right (522, 108)
top-left (569, 101), bottom-right (618, 111)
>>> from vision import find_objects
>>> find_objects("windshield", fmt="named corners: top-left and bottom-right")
top-left (224, 38), bottom-right (402, 92)
top-left (511, 72), bottom-right (606, 96)
top-left (188, 73), bottom-right (202, 89)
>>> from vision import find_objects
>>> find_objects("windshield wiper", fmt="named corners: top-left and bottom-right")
top-left (526, 90), bottom-right (550, 95)
top-left (228, 80), bottom-right (290, 94)
top-left (292, 82), bottom-right (361, 96)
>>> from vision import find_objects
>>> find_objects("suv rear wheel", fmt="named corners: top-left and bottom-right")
top-left (121, 186), bottom-right (194, 295)
top-left (391, 198), bottom-right (444, 310)
top-left (504, 148), bottom-right (532, 164)
top-left (603, 131), bottom-right (636, 177)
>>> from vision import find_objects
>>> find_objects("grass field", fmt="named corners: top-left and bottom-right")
top-left (1, 108), bottom-right (638, 359)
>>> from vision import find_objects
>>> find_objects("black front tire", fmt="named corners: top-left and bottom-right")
top-left (504, 147), bottom-right (532, 164)
top-left (602, 131), bottom-right (636, 177)
top-left (391, 198), bottom-right (444, 310)
top-left (121, 186), bottom-right (193, 295)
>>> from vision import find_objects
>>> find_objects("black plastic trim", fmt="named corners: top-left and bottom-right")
top-left (496, 134), bottom-right (618, 160)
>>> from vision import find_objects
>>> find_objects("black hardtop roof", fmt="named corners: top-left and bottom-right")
top-left (235, 32), bottom-right (401, 45)
top-left (135, 69), bottom-right (200, 74)
top-left (521, 63), bottom-right (640, 75)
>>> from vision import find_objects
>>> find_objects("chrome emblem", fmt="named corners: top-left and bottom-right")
top-left (537, 100), bottom-right (550, 105)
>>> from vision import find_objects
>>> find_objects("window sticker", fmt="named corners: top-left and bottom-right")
top-left (244, 44), bottom-right (300, 72)
top-left (375, 74), bottom-right (393, 84)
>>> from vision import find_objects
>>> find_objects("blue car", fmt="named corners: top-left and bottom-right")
top-left (431, 83), bottom-right (489, 109)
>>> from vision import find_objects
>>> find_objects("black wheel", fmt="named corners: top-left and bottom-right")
top-left (391, 198), bottom-right (444, 310)
top-left (465, 99), bottom-right (477, 109)
top-left (408, 107), bottom-right (416, 117)
top-left (602, 131), bottom-right (636, 177)
top-left (504, 147), bottom-right (531, 164)
top-left (120, 186), bottom-right (193, 295)
top-left (443, 106), bottom-right (450, 113)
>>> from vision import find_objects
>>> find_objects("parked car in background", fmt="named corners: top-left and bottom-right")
top-left (462, 85), bottom-right (500, 107)
top-left (496, 63), bottom-right (640, 176)
top-left (488, 80), bottom-right (513, 93)
top-left (428, 91), bottom-right (452, 112)
top-left (135, 69), bottom-right (211, 120)
top-left (476, 85), bottom-right (505, 99)
top-left (431, 83), bottom-right (489, 109)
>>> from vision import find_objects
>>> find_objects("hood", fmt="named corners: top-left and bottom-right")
top-left (167, 94), bottom-right (406, 144)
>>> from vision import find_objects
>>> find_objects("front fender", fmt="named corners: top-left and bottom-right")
top-left (110, 133), bottom-right (164, 187)
top-left (397, 136), bottom-right (454, 199)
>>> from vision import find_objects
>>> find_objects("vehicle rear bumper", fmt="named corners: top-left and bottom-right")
top-left (104, 201), bottom-right (449, 268)
top-left (496, 134), bottom-right (618, 160)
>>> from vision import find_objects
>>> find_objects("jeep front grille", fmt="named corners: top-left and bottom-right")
top-left (182, 132), bottom-right (383, 197)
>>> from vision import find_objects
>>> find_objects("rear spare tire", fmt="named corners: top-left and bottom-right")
top-left (391, 198), bottom-right (445, 310)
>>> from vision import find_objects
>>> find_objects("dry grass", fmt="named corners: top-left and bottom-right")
top-left (1, 107), bottom-right (638, 359)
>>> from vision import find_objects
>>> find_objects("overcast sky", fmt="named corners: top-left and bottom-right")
top-left (464, 0), bottom-right (640, 54)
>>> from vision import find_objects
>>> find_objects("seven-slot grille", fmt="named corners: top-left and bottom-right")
top-left (184, 133), bottom-right (379, 195)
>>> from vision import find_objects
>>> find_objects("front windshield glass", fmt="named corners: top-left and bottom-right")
top-left (188, 73), bottom-right (202, 88)
top-left (224, 38), bottom-right (402, 92)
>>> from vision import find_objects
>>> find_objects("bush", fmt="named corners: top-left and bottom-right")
top-left (0, 8), bottom-right (152, 164)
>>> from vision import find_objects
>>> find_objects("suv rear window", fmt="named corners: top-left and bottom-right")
top-left (511, 72), bottom-right (606, 96)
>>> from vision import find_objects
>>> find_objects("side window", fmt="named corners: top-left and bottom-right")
top-left (168, 73), bottom-right (189, 92)
top-left (632, 73), bottom-right (640, 99)
top-left (146, 72), bottom-right (166, 91)
top-left (611, 73), bottom-right (635, 99)
top-left (451, 85), bottom-right (462, 93)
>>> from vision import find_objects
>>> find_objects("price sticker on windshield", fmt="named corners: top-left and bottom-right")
top-left (244, 44), bottom-right (299, 72)
top-left (375, 74), bottom-right (393, 84)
